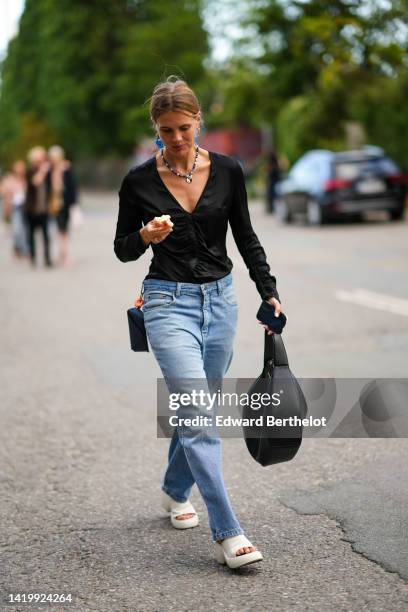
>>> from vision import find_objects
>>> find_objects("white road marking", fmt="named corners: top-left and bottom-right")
top-left (335, 289), bottom-right (408, 317)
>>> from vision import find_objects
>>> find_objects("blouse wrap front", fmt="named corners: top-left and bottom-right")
top-left (114, 151), bottom-right (279, 302)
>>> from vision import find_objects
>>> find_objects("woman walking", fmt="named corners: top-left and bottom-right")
top-left (114, 77), bottom-right (282, 569)
top-left (48, 145), bottom-right (77, 267)
top-left (266, 151), bottom-right (281, 214)
top-left (25, 146), bottom-right (52, 267)
top-left (0, 160), bottom-right (28, 258)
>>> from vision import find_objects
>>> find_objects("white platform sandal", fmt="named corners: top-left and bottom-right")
top-left (161, 491), bottom-right (199, 529)
top-left (215, 534), bottom-right (263, 569)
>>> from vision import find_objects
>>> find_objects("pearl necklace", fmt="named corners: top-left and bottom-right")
top-left (161, 145), bottom-right (199, 184)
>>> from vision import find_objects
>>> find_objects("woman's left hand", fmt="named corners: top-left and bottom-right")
top-left (257, 297), bottom-right (282, 336)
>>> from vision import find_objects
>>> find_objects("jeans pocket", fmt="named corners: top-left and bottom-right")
top-left (221, 285), bottom-right (238, 306)
top-left (142, 290), bottom-right (175, 312)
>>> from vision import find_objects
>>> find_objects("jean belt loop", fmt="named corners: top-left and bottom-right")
top-left (176, 282), bottom-right (182, 297)
top-left (141, 281), bottom-right (145, 298)
top-left (217, 279), bottom-right (222, 295)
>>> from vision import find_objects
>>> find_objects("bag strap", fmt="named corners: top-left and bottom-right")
top-left (263, 332), bottom-right (289, 374)
top-left (262, 331), bottom-right (275, 377)
top-left (264, 330), bottom-right (275, 364)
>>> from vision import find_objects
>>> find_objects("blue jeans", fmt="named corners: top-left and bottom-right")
top-left (142, 272), bottom-right (243, 542)
top-left (12, 207), bottom-right (28, 255)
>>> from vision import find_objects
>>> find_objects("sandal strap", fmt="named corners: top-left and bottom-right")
top-left (169, 501), bottom-right (196, 515)
top-left (219, 535), bottom-right (254, 556)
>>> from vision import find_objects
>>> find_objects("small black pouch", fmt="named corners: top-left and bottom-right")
top-left (127, 307), bottom-right (149, 352)
top-left (256, 301), bottom-right (287, 334)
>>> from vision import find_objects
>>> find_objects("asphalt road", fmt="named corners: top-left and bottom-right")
top-left (1, 193), bottom-right (407, 611)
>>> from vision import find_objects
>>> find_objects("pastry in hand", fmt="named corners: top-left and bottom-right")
top-left (153, 214), bottom-right (173, 227)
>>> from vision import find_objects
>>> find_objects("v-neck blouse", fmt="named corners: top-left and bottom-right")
top-left (114, 151), bottom-right (279, 301)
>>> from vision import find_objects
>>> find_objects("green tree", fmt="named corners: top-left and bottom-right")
top-left (0, 0), bottom-right (46, 164)
top-left (351, 69), bottom-right (408, 170)
top-left (0, 0), bottom-right (209, 165)
top-left (110, 0), bottom-right (209, 151)
top-left (210, 0), bottom-right (407, 165)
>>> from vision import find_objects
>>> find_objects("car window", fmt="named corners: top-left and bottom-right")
top-left (334, 157), bottom-right (399, 180)
top-left (290, 154), bottom-right (329, 187)
top-left (290, 155), bottom-right (316, 184)
top-left (289, 157), bottom-right (311, 183)
top-left (313, 156), bottom-right (331, 183)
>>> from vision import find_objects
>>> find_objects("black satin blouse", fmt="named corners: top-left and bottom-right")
top-left (114, 151), bottom-right (279, 301)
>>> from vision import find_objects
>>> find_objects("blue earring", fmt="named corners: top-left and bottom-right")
top-left (194, 129), bottom-right (200, 145)
top-left (155, 135), bottom-right (164, 149)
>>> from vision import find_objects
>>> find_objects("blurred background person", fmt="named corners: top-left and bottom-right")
top-left (25, 146), bottom-right (52, 268)
top-left (0, 160), bottom-right (28, 259)
top-left (0, 170), bottom-right (14, 223)
top-left (48, 145), bottom-right (77, 267)
top-left (265, 151), bottom-right (281, 214)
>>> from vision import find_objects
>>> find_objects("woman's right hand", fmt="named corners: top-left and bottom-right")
top-left (140, 218), bottom-right (173, 246)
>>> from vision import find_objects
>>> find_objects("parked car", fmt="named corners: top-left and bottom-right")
top-left (275, 147), bottom-right (407, 225)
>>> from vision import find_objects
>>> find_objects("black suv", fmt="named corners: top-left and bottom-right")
top-left (275, 147), bottom-right (407, 225)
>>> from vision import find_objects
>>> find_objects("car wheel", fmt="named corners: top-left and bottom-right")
top-left (307, 199), bottom-right (325, 226)
top-left (389, 206), bottom-right (405, 221)
top-left (275, 199), bottom-right (292, 223)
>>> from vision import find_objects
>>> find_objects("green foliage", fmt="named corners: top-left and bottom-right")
top-left (350, 69), bottom-right (408, 170)
top-left (233, 0), bottom-right (408, 166)
top-left (0, 0), bottom-right (209, 164)
top-left (1, 113), bottom-right (58, 165)
top-left (110, 1), bottom-right (209, 151)
top-left (1, 0), bottom-right (407, 169)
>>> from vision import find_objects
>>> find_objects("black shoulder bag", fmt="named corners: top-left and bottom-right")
top-left (243, 332), bottom-right (307, 466)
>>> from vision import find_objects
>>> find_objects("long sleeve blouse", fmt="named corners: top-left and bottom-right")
top-left (114, 151), bottom-right (279, 301)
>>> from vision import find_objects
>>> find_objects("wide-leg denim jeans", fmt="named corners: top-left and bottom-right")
top-left (142, 272), bottom-right (243, 542)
